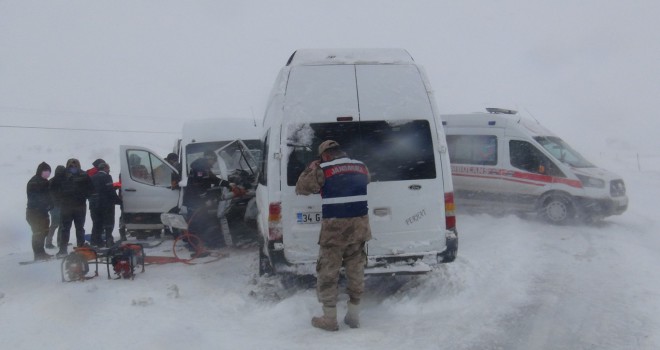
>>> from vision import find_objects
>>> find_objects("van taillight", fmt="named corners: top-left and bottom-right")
top-left (268, 202), bottom-right (283, 241)
top-left (444, 192), bottom-right (456, 231)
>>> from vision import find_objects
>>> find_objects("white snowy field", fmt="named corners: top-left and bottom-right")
top-left (1, 128), bottom-right (659, 350)
top-left (2, 1), bottom-right (659, 349)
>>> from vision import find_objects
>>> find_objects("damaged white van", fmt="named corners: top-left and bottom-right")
top-left (443, 108), bottom-right (628, 224)
top-left (119, 118), bottom-right (261, 240)
top-left (256, 48), bottom-right (458, 276)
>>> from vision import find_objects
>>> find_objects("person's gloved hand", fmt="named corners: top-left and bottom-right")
top-left (308, 159), bottom-right (321, 170)
top-left (231, 186), bottom-right (246, 197)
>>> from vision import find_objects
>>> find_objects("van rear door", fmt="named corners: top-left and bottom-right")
top-left (280, 65), bottom-right (359, 263)
top-left (355, 65), bottom-right (447, 256)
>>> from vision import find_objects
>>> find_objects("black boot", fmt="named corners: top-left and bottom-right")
top-left (105, 236), bottom-right (115, 248)
top-left (34, 251), bottom-right (53, 261)
top-left (56, 248), bottom-right (68, 259)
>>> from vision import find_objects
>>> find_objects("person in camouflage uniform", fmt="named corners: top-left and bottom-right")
top-left (295, 140), bottom-right (371, 331)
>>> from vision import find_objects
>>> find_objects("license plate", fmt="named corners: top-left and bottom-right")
top-left (297, 212), bottom-right (322, 224)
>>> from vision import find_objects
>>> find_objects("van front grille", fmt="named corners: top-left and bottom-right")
top-left (610, 180), bottom-right (626, 197)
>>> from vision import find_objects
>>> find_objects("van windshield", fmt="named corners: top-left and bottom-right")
top-left (534, 136), bottom-right (594, 168)
top-left (286, 120), bottom-right (436, 185)
top-left (186, 139), bottom-right (261, 178)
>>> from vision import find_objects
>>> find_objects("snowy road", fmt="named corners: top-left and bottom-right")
top-left (448, 216), bottom-right (660, 350)
top-left (2, 205), bottom-right (659, 350)
top-left (1, 127), bottom-right (659, 349)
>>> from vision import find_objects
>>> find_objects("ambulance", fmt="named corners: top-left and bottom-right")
top-left (256, 48), bottom-right (458, 276)
top-left (442, 108), bottom-right (628, 224)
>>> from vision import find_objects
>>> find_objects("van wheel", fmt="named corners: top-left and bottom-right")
top-left (540, 194), bottom-right (575, 225)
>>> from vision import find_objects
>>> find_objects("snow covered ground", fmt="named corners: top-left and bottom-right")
top-left (1, 128), bottom-right (659, 350)
top-left (2, 1), bottom-right (659, 349)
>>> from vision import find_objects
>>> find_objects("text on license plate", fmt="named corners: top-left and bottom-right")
top-left (297, 212), bottom-right (322, 224)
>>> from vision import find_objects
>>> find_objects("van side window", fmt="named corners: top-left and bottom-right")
top-left (509, 140), bottom-right (564, 177)
top-left (446, 135), bottom-right (497, 166)
top-left (259, 130), bottom-right (269, 186)
top-left (127, 150), bottom-right (154, 185)
top-left (151, 155), bottom-right (174, 187)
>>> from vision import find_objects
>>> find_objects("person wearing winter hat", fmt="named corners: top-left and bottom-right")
top-left (90, 163), bottom-right (122, 247)
top-left (86, 158), bottom-right (106, 177)
top-left (87, 158), bottom-right (107, 241)
top-left (26, 162), bottom-right (53, 260)
top-left (295, 140), bottom-right (372, 331)
top-left (45, 165), bottom-right (65, 249)
top-left (50, 158), bottom-right (93, 257)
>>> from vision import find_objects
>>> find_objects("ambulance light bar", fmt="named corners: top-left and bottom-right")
top-left (486, 108), bottom-right (517, 115)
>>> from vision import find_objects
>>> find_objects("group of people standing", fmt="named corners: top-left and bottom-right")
top-left (25, 158), bottom-right (121, 261)
top-left (25, 141), bottom-right (371, 330)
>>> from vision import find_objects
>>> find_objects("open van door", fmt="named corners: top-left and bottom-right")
top-left (119, 145), bottom-right (181, 235)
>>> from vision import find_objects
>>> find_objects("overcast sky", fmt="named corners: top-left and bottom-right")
top-left (1, 0), bottom-right (658, 158)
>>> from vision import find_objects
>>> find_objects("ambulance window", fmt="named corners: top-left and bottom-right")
top-left (534, 136), bottom-right (594, 168)
top-left (446, 135), bottom-right (497, 166)
top-left (509, 140), bottom-right (564, 177)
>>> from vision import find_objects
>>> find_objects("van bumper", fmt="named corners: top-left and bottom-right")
top-left (268, 230), bottom-right (458, 276)
top-left (272, 247), bottom-right (457, 276)
top-left (578, 196), bottom-right (628, 217)
top-left (271, 253), bottom-right (452, 276)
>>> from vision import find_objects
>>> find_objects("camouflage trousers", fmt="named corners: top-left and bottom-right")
top-left (316, 241), bottom-right (367, 308)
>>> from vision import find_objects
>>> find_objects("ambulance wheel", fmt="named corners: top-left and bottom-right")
top-left (540, 193), bottom-right (575, 225)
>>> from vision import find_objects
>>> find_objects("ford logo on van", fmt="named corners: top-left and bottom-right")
top-left (409, 184), bottom-right (422, 190)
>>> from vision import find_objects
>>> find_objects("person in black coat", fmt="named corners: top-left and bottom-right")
top-left (89, 163), bottom-right (121, 247)
top-left (45, 165), bottom-right (65, 249)
top-left (26, 162), bottom-right (53, 260)
top-left (50, 158), bottom-right (93, 256)
top-left (182, 150), bottom-right (230, 212)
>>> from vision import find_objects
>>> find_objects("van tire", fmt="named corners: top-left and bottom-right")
top-left (540, 193), bottom-right (575, 225)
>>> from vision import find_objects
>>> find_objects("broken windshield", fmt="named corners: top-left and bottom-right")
top-left (186, 139), bottom-right (261, 179)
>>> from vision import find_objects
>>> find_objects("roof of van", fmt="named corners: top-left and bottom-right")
top-left (181, 118), bottom-right (260, 144)
top-left (287, 48), bottom-right (414, 66)
top-left (441, 111), bottom-right (556, 137)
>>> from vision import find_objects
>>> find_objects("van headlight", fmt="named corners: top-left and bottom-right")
top-left (576, 174), bottom-right (606, 188)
